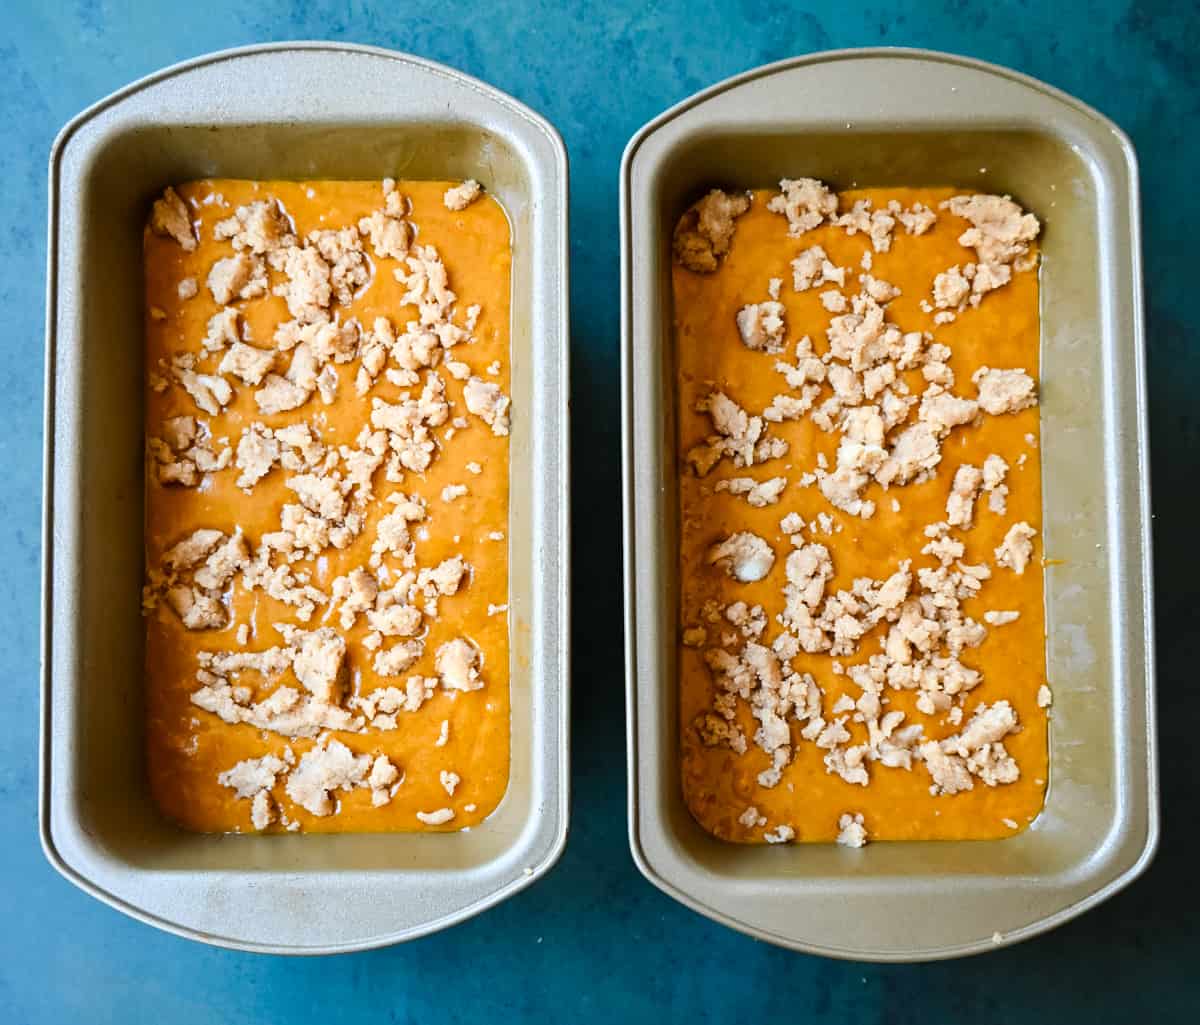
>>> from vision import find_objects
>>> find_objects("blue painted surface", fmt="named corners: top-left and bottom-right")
top-left (3, 1), bottom-right (1197, 1020)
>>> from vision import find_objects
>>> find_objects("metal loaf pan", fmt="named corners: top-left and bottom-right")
top-left (42, 43), bottom-right (570, 953)
top-left (621, 49), bottom-right (1157, 960)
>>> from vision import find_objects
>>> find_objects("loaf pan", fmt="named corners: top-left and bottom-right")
top-left (621, 48), bottom-right (1156, 961)
top-left (41, 42), bottom-right (570, 953)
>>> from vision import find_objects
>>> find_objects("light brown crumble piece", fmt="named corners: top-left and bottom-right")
top-left (354, 316), bottom-right (393, 396)
top-left (219, 341), bottom-right (275, 386)
top-left (284, 737), bottom-right (374, 817)
top-left (307, 226), bottom-right (370, 304)
top-left (149, 186), bottom-right (196, 251)
top-left (275, 317), bottom-right (359, 362)
top-left (763, 824), bottom-right (795, 844)
top-left (708, 532), bottom-right (776, 583)
top-left (190, 672), bottom-right (361, 740)
top-left (351, 676), bottom-right (440, 727)
top-left (369, 491), bottom-right (427, 570)
top-left (687, 391), bottom-right (788, 476)
top-left (147, 528), bottom-right (247, 631)
top-left (714, 475), bottom-right (787, 508)
top-left (174, 367), bottom-right (233, 417)
top-left (860, 274), bottom-right (900, 304)
top-left (316, 364), bottom-right (339, 404)
top-left (921, 522), bottom-right (964, 567)
top-left (435, 638), bottom-right (484, 692)
top-left (725, 601), bottom-right (767, 640)
top-left (235, 423), bottom-right (280, 490)
top-left (202, 308), bottom-right (243, 353)
top-left (217, 749), bottom-right (295, 830)
top-left (396, 243), bottom-right (457, 326)
top-left (463, 376), bottom-right (511, 436)
top-left (672, 189), bottom-right (752, 272)
top-left (443, 179), bottom-right (483, 211)
top-left (255, 343), bottom-right (321, 415)
top-left (767, 178), bottom-right (837, 237)
top-left (982, 454), bottom-right (1009, 514)
top-left (365, 601), bottom-right (422, 639)
top-left (359, 184), bottom-right (413, 260)
top-left (1036, 684), bottom-right (1053, 708)
top-left (927, 195), bottom-right (1040, 315)
top-left (694, 712), bottom-right (747, 754)
top-left (214, 198), bottom-right (297, 255)
top-left (944, 194), bottom-right (1040, 268)
top-left (273, 244), bottom-right (332, 323)
top-left (933, 265), bottom-right (971, 310)
top-left (177, 277), bottom-right (198, 300)
top-left (738, 806), bottom-right (767, 828)
top-left (275, 624), bottom-right (347, 704)
top-left (836, 812), bottom-right (868, 848)
top-left (834, 198), bottom-right (898, 253)
top-left (973, 366), bottom-right (1038, 415)
top-left (148, 415), bottom-right (232, 487)
top-left (416, 808), bottom-right (455, 826)
top-left (946, 463), bottom-right (984, 528)
top-left (368, 756), bottom-right (402, 807)
top-left (919, 700), bottom-right (1020, 795)
top-left (239, 545), bottom-right (328, 622)
top-left (983, 610), bottom-right (1020, 626)
top-left (736, 301), bottom-right (789, 354)
top-left (819, 290), bottom-right (847, 313)
top-left (208, 252), bottom-right (268, 305)
top-left (791, 245), bottom-right (845, 292)
top-left (995, 522), bottom-right (1037, 574)
top-left (779, 512), bottom-right (806, 535)
top-left (897, 203), bottom-right (936, 235)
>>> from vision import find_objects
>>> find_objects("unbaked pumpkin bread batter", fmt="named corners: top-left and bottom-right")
top-left (675, 181), bottom-right (1048, 846)
top-left (143, 178), bottom-right (511, 833)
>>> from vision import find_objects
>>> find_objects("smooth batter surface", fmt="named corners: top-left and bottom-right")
top-left (144, 179), bottom-right (511, 833)
top-left (676, 187), bottom-right (1047, 843)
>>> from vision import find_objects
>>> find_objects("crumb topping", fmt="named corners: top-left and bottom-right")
top-left (150, 186), bottom-right (196, 251)
top-left (736, 300), bottom-right (787, 354)
top-left (443, 179), bottom-right (483, 211)
top-left (767, 178), bottom-right (837, 237)
top-left (144, 179), bottom-right (510, 831)
top-left (677, 182), bottom-right (1047, 842)
top-left (973, 366), bottom-right (1038, 416)
top-left (708, 532), bottom-right (776, 583)
top-left (714, 475), bottom-right (787, 508)
top-left (995, 522), bottom-right (1037, 574)
top-left (217, 749), bottom-right (295, 830)
top-left (835, 812), bottom-right (868, 848)
top-left (929, 195), bottom-right (1041, 315)
top-left (673, 189), bottom-right (752, 273)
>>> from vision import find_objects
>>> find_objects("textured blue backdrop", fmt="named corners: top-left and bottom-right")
top-left (3, 1), bottom-right (1196, 1021)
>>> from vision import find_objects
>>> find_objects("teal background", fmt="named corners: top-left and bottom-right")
top-left (4, 1), bottom-right (1196, 1021)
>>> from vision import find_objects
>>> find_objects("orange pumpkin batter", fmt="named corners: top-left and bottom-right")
top-left (676, 187), bottom-right (1048, 843)
top-left (144, 179), bottom-right (511, 833)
